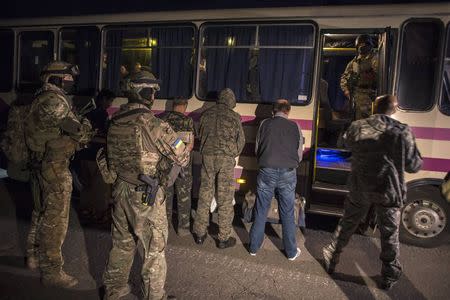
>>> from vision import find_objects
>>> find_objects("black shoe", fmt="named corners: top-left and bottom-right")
top-left (217, 237), bottom-right (236, 249)
top-left (322, 245), bottom-right (339, 274)
top-left (194, 233), bottom-right (207, 245)
top-left (379, 277), bottom-right (399, 291)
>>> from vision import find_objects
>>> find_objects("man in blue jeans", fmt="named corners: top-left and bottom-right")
top-left (249, 99), bottom-right (303, 260)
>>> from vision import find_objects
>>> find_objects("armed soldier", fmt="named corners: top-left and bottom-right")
top-left (340, 34), bottom-right (378, 120)
top-left (24, 61), bottom-right (92, 287)
top-left (322, 95), bottom-right (422, 290)
top-left (193, 88), bottom-right (245, 249)
top-left (102, 70), bottom-right (189, 300)
top-left (159, 98), bottom-right (195, 236)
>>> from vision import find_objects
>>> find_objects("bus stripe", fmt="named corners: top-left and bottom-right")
top-left (422, 157), bottom-right (450, 173)
top-left (411, 127), bottom-right (450, 141)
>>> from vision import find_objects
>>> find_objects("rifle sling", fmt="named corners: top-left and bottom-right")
top-left (111, 108), bottom-right (151, 122)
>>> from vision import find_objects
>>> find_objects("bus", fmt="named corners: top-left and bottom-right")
top-left (0, 2), bottom-right (449, 248)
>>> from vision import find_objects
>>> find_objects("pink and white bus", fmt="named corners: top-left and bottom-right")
top-left (0, 2), bottom-right (448, 247)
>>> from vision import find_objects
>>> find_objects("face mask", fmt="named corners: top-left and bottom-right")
top-left (62, 80), bottom-right (75, 94)
top-left (358, 45), bottom-right (371, 55)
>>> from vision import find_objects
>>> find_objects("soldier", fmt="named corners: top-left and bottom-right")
top-left (340, 34), bottom-right (378, 120)
top-left (24, 61), bottom-right (92, 287)
top-left (322, 95), bottom-right (423, 290)
top-left (193, 88), bottom-right (245, 249)
top-left (159, 98), bottom-right (195, 236)
top-left (103, 70), bottom-right (189, 300)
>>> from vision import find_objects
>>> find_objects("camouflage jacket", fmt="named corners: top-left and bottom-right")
top-left (159, 111), bottom-right (195, 146)
top-left (344, 114), bottom-right (423, 206)
top-left (107, 103), bottom-right (189, 185)
top-left (199, 95), bottom-right (245, 157)
top-left (25, 83), bottom-right (90, 161)
top-left (340, 52), bottom-right (378, 94)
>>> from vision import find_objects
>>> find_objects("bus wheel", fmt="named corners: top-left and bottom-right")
top-left (400, 185), bottom-right (449, 248)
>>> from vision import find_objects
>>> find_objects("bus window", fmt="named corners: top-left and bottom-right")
top-left (0, 30), bottom-right (14, 92)
top-left (103, 25), bottom-right (195, 98)
top-left (397, 19), bottom-right (444, 111)
top-left (18, 31), bottom-right (54, 93)
top-left (198, 23), bottom-right (315, 105)
top-left (439, 24), bottom-right (450, 116)
top-left (60, 27), bottom-right (100, 96)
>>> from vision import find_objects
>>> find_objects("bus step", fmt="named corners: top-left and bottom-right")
top-left (312, 181), bottom-right (349, 195)
top-left (307, 203), bottom-right (344, 217)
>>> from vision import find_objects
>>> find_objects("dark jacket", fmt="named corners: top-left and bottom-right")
top-left (344, 114), bottom-right (422, 206)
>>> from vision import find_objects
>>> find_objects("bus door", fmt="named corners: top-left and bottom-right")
top-left (309, 28), bottom-right (393, 216)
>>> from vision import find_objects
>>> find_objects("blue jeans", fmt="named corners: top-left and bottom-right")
top-left (249, 168), bottom-right (298, 258)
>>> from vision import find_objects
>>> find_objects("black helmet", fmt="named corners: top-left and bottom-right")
top-left (122, 69), bottom-right (161, 108)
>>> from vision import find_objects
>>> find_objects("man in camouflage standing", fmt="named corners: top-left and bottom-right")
top-left (159, 98), bottom-right (195, 236)
top-left (103, 70), bottom-right (189, 300)
top-left (322, 95), bottom-right (422, 290)
top-left (340, 34), bottom-right (378, 120)
top-left (24, 61), bottom-right (92, 287)
top-left (193, 88), bottom-right (245, 249)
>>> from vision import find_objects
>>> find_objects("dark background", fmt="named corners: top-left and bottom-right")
top-left (2, 0), bottom-right (450, 19)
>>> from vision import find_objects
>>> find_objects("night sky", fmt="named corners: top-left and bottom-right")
top-left (3, 0), bottom-right (450, 19)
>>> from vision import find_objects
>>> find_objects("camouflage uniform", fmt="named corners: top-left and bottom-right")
top-left (104, 102), bottom-right (189, 300)
top-left (193, 89), bottom-right (245, 242)
top-left (25, 80), bottom-right (91, 285)
top-left (340, 52), bottom-right (378, 120)
top-left (323, 114), bottom-right (422, 283)
top-left (159, 111), bottom-right (194, 231)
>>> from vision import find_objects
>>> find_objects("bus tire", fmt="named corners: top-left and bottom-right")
top-left (400, 185), bottom-right (449, 248)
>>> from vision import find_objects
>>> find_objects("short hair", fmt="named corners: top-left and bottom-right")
top-left (273, 99), bottom-right (291, 114)
top-left (374, 94), bottom-right (398, 115)
top-left (173, 98), bottom-right (188, 107)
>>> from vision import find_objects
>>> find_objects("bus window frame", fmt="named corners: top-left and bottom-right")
top-left (196, 20), bottom-right (318, 106)
top-left (438, 22), bottom-right (450, 116)
top-left (100, 22), bottom-right (197, 100)
top-left (16, 28), bottom-right (57, 93)
top-left (58, 25), bottom-right (101, 96)
top-left (396, 18), bottom-right (445, 113)
top-left (0, 28), bottom-right (16, 93)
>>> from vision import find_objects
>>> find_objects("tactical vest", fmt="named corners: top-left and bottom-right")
top-left (107, 108), bottom-right (161, 184)
top-left (349, 54), bottom-right (377, 89)
top-left (25, 90), bottom-right (70, 155)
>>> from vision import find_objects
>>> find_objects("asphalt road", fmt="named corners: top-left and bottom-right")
top-left (0, 178), bottom-right (449, 300)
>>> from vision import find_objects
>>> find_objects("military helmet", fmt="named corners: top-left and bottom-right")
top-left (355, 34), bottom-right (374, 48)
top-left (40, 60), bottom-right (79, 83)
top-left (122, 69), bottom-right (161, 107)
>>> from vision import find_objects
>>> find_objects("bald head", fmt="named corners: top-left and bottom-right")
top-left (273, 99), bottom-right (291, 115)
top-left (374, 94), bottom-right (398, 115)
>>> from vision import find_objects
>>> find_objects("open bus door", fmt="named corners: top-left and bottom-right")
top-left (309, 28), bottom-right (393, 217)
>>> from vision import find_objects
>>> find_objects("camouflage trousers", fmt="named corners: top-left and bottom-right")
top-left (193, 155), bottom-right (235, 241)
top-left (26, 160), bottom-right (73, 277)
top-left (104, 179), bottom-right (168, 300)
top-left (325, 192), bottom-right (402, 281)
top-left (166, 160), bottom-right (192, 230)
top-left (353, 88), bottom-right (375, 120)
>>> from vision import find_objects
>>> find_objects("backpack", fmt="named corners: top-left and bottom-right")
top-left (0, 104), bottom-right (32, 181)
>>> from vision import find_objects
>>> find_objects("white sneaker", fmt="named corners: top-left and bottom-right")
top-left (249, 252), bottom-right (256, 256)
top-left (288, 248), bottom-right (301, 261)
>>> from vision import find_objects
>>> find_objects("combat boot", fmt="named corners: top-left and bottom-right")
top-left (379, 277), bottom-right (399, 291)
top-left (26, 255), bottom-right (39, 270)
top-left (322, 244), bottom-right (340, 274)
top-left (41, 270), bottom-right (78, 288)
top-left (217, 237), bottom-right (236, 249)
